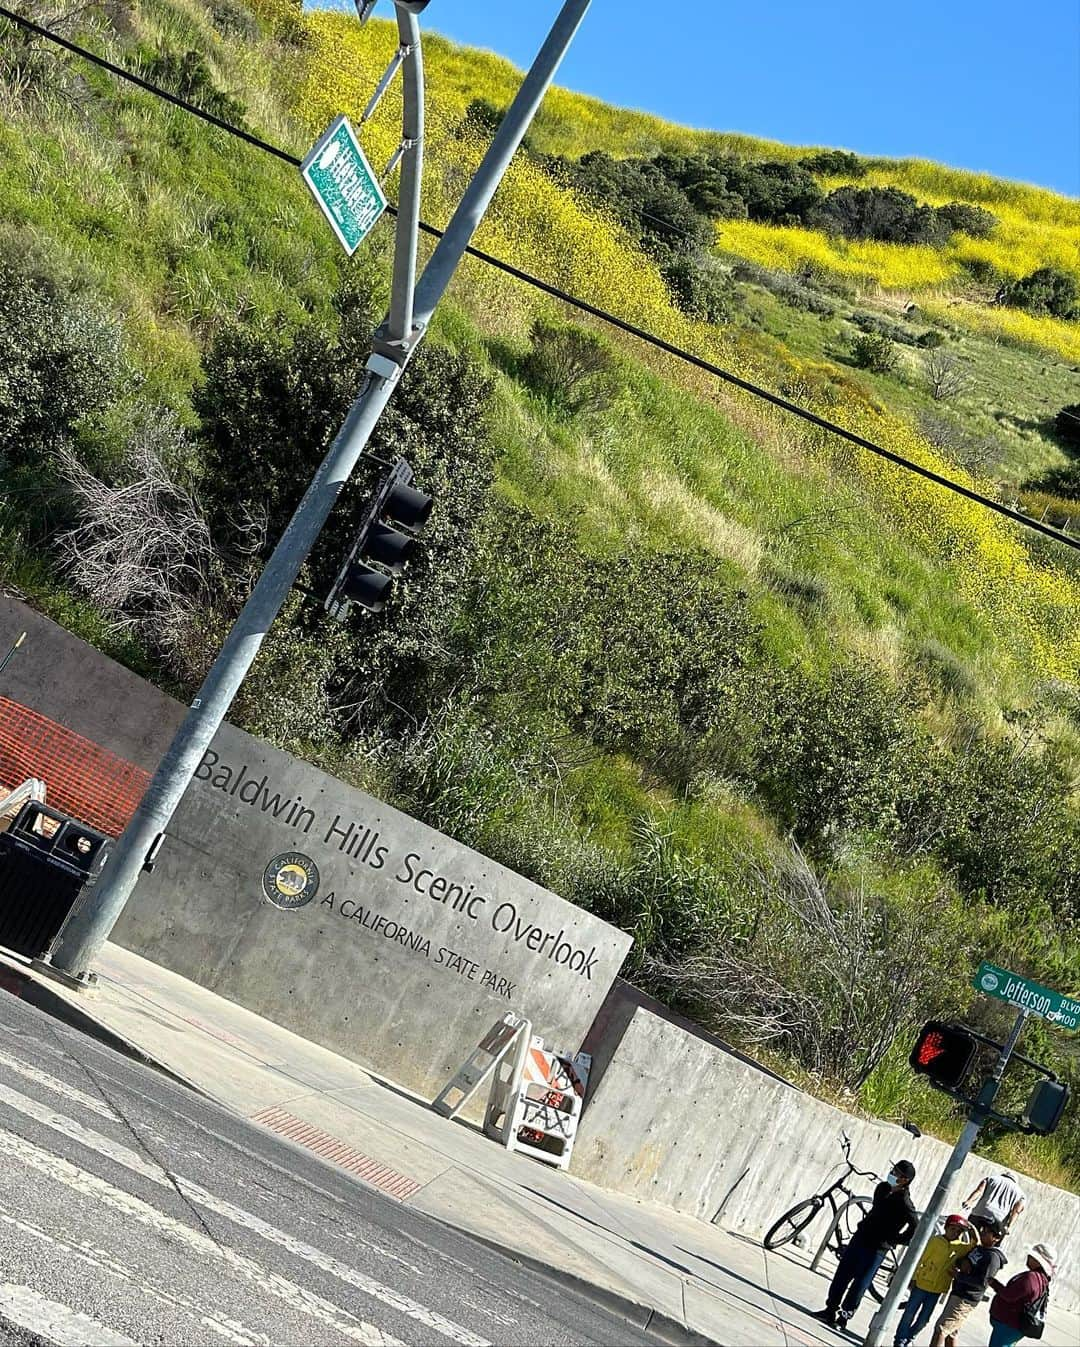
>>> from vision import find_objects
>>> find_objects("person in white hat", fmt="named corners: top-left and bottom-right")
top-left (986, 1243), bottom-right (1055, 1347)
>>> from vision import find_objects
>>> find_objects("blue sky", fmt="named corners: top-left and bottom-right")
top-left (395, 0), bottom-right (1079, 195)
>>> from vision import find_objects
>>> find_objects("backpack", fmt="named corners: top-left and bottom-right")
top-left (1018, 1283), bottom-right (1049, 1340)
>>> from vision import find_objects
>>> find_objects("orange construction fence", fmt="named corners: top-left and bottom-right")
top-left (0, 697), bottom-right (150, 838)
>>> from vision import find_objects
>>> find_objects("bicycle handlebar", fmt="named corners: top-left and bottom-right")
top-left (837, 1133), bottom-right (879, 1185)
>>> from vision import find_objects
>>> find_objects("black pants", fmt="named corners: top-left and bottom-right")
top-left (826, 1235), bottom-right (887, 1319)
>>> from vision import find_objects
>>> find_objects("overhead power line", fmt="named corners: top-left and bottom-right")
top-left (2, 5), bottom-right (1077, 556)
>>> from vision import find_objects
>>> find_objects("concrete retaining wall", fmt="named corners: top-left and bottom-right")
top-left (572, 1006), bottom-right (1080, 1310)
top-left (0, 598), bottom-right (631, 1096)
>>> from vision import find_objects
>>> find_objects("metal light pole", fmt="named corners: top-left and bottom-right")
top-left (50, 0), bottom-right (592, 979)
top-left (863, 1010), bottom-right (1028, 1347)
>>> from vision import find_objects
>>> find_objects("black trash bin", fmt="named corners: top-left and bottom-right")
top-left (0, 801), bottom-right (112, 960)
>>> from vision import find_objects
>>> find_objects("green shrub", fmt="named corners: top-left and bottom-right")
top-left (757, 662), bottom-right (919, 845)
top-left (551, 150), bottom-right (712, 260)
top-left (851, 311), bottom-right (922, 347)
top-left (652, 153), bottom-right (749, 219)
top-left (850, 331), bottom-right (897, 372)
top-left (196, 277), bottom-right (378, 540)
top-left (459, 514), bottom-right (765, 790)
top-left (519, 316), bottom-right (619, 414)
top-left (1054, 403), bottom-right (1080, 450)
top-left (811, 186), bottom-right (944, 245)
top-left (142, 49), bottom-right (247, 126)
top-left (960, 256), bottom-right (1002, 287)
top-left (722, 157), bottom-right (824, 225)
top-left (935, 202), bottom-right (998, 238)
top-left (900, 734), bottom-right (1080, 909)
top-left (0, 258), bottom-right (127, 473)
top-left (799, 149), bottom-right (867, 178)
top-left (195, 288), bottom-right (498, 732)
top-left (661, 254), bottom-right (734, 322)
top-left (1028, 463), bottom-right (1080, 502)
top-left (460, 97), bottom-right (504, 138)
top-left (762, 271), bottom-right (835, 315)
top-left (208, 0), bottom-right (262, 41)
top-left (1001, 266), bottom-right (1079, 319)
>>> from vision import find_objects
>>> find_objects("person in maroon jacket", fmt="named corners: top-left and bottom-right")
top-left (987, 1243), bottom-right (1055, 1347)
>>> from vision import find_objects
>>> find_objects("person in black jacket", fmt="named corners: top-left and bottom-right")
top-left (813, 1159), bottom-right (918, 1329)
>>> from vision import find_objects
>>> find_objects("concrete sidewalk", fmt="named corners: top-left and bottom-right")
top-left (2, 944), bottom-right (1076, 1347)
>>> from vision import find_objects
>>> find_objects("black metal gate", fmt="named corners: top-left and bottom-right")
top-left (0, 802), bottom-right (112, 959)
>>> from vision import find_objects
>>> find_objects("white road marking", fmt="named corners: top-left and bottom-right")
top-left (3, 1030), bottom-right (437, 1280)
top-left (0, 1282), bottom-right (138, 1346)
top-left (0, 1079), bottom-right (166, 1180)
top-left (0, 1128), bottom-right (404, 1347)
top-left (0, 1046), bottom-right (118, 1119)
top-left (0, 1081), bottom-right (490, 1347)
top-left (0, 1204), bottom-right (268, 1345)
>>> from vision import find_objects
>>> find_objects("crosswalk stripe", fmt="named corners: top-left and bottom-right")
top-left (0, 1282), bottom-right (138, 1346)
top-left (0, 1203), bottom-right (268, 1345)
top-left (0, 1046), bottom-right (118, 1118)
top-left (0, 1080), bottom-right (489, 1346)
top-left (0, 1127), bottom-right (404, 1347)
top-left (0, 1080), bottom-right (164, 1179)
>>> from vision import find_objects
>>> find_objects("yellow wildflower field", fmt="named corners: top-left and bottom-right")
top-left (271, 7), bottom-right (1080, 684)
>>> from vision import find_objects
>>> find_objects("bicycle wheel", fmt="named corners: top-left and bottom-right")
top-left (764, 1197), bottom-right (823, 1250)
top-left (838, 1195), bottom-right (871, 1246)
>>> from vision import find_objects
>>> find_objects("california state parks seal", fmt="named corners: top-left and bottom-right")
top-left (261, 852), bottom-right (320, 910)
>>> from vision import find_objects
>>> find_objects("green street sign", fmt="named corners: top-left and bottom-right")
top-left (973, 961), bottom-right (1080, 1031)
top-left (301, 115), bottom-right (387, 256)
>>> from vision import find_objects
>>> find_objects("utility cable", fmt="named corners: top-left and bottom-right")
top-left (2, 5), bottom-right (1077, 554)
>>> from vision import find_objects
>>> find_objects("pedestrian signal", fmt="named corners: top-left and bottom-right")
top-left (1022, 1079), bottom-right (1069, 1136)
top-left (909, 1021), bottom-right (977, 1091)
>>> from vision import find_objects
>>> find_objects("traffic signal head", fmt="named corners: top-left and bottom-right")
top-left (382, 478), bottom-right (433, 532)
top-left (909, 1021), bottom-right (978, 1091)
top-left (326, 459), bottom-right (432, 620)
top-left (1022, 1079), bottom-right (1069, 1136)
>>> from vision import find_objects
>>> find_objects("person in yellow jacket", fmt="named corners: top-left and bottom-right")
top-left (893, 1214), bottom-right (976, 1347)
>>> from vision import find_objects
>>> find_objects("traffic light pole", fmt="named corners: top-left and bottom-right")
top-left (863, 1009), bottom-right (1027, 1347)
top-left (49, 0), bottom-right (592, 981)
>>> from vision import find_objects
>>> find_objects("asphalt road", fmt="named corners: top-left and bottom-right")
top-left (0, 989), bottom-right (658, 1347)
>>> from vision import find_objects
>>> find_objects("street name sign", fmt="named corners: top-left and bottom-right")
top-left (973, 961), bottom-right (1080, 1030)
top-left (301, 115), bottom-right (386, 256)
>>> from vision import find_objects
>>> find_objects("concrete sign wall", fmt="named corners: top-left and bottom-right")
top-left (0, 598), bottom-right (631, 1095)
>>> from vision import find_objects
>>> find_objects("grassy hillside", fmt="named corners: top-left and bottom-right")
top-left (1, 0), bottom-right (1078, 1184)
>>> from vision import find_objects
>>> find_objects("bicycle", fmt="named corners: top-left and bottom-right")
top-left (762, 1132), bottom-right (900, 1304)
